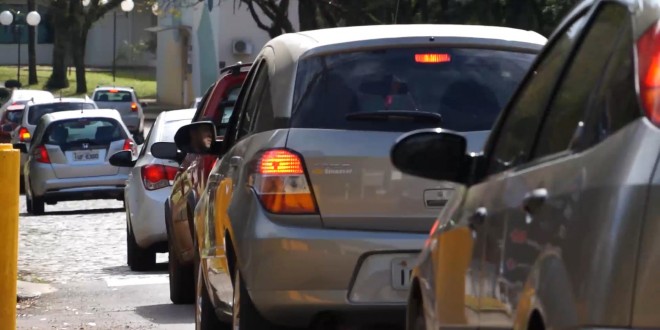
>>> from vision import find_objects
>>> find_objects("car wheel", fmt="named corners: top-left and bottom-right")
top-left (31, 195), bottom-right (45, 215)
top-left (134, 132), bottom-right (145, 145)
top-left (195, 263), bottom-right (229, 330)
top-left (168, 230), bottom-right (195, 304)
top-left (233, 269), bottom-right (279, 329)
top-left (25, 194), bottom-right (32, 214)
top-left (407, 295), bottom-right (427, 330)
top-left (127, 225), bottom-right (156, 271)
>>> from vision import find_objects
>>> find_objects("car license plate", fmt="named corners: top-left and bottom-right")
top-left (391, 256), bottom-right (416, 290)
top-left (73, 150), bottom-right (100, 161)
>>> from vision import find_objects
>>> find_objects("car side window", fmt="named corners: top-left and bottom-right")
top-left (487, 12), bottom-right (590, 175)
top-left (533, 3), bottom-right (630, 159)
top-left (582, 12), bottom-right (639, 146)
top-left (222, 59), bottom-right (263, 150)
top-left (253, 66), bottom-right (275, 133)
top-left (237, 61), bottom-right (269, 139)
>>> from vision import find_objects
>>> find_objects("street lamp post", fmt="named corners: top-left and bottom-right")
top-left (0, 10), bottom-right (40, 85)
top-left (82, 0), bottom-right (134, 82)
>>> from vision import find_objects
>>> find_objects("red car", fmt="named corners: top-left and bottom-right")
top-left (0, 102), bottom-right (27, 143)
top-left (162, 62), bottom-right (251, 304)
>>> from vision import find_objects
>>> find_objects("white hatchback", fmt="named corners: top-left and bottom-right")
top-left (110, 108), bottom-right (194, 271)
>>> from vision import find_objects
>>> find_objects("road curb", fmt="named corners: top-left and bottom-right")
top-left (17, 280), bottom-right (56, 302)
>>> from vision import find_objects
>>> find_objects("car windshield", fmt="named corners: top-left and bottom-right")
top-left (6, 109), bottom-right (23, 123)
top-left (291, 47), bottom-right (536, 132)
top-left (44, 118), bottom-right (124, 146)
top-left (28, 103), bottom-right (97, 125)
top-left (93, 90), bottom-right (133, 103)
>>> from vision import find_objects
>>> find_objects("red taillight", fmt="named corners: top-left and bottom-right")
top-left (141, 164), bottom-right (178, 190)
top-left (249, 149), bottom-right (317, 214)
top-left (415, 53), bottom-right (451, 64)
top-left (123, 139), bottom-right (136, 155)
top-left (637, 21), bottom-right (660, 126)
top-left (18, 127), bottom-right (30, 142)
top-left (34, 145), bottom-right (50, 163)
top-left (130, 102), bottom-right (138, 112)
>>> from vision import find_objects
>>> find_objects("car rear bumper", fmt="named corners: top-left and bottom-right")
top-left (129, 186), bottom-right (169, 249)
top-left (202, 192), bottom-right (427, 327)
top-left (30, 168), bottom-right (129, 198)
top-left (121, 113), bottom-right (143, 133)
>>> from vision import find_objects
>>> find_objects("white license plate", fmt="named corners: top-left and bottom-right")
top-left (391, 257), bottom-right (416, 290)
top-left (73, 151), bottom-right (100, 161)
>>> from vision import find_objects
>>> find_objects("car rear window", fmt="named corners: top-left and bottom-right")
top-left (93, 90), bottom-right (133, 103)
top-left (291, 47), bottom-right (536, 132)
top-left (6, 109), bottom-right (23, 123)
top-left (44, 118), bottom-right (125, 146)
top-left (28, 103), bottom-right (96, 125)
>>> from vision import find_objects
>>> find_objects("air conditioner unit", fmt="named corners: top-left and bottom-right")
top-left (232, 39), bottom-right (253, 55)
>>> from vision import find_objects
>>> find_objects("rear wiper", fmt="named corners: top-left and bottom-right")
top-left (345, 110), bottom-right (442, 124)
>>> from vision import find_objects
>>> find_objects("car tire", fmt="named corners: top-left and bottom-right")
top-left (25, 194), bottom-right (32, 214)
top-left (127, 226), bottom-right (156, 271)
top-left (134, 132), bottom-right (145, 145)
top-left (168, 232), bottom-right (195, 304)
top-left (195, 263), bottom-right (230, 330)
top-left (30, 196), bottom-right (45, 216)
top-left (233, 269), bottom-right (279, 329)
top-left (407, 295), bottom-right (426, 330)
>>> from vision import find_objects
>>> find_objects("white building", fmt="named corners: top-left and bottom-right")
top-left (0, 2), bottom-right (156, 68)
top-left (150, 0), bottom-right (299, 107)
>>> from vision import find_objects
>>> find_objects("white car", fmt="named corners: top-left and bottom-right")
top-left (110, 108), bottom-right (195, 271)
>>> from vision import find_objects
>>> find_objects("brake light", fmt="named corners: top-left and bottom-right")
top-left (123, 139), bottom-right (136, 155)
top-left (19, 127), bottom-right (30, 142)
top-left (637, 21), bottom-right (660, 126)
top-left (415, 53), bottom-right (451, 64)
top-left (249, 149), bottom-right (317, 214)
top-left (130, 102), bottom-right (138, 112)
top-left (141, 164), bottom-right (178, 190)
top-left (108, 89), bottom-right (118, 93)
top-left (34, 145), bottom-right (50, 163)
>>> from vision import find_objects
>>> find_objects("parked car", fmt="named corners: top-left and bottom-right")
top-left (0, 89), bottom-right (55, 142)
top-left (109, 108), bottom-right (195, 271)
top-left (393, 1), bottom-right (660, 329)
top-left (10, 98), bottom-right (99, 179)
top-left (91, 86), bottom-right (147, 143)
top-left (15, 109), bottom-right (136, 215)
top-left (179, 24), bottom-right (546, 329)
top-left (154, 62), bottom-right (250, 304)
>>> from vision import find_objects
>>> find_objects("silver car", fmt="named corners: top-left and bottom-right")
top-left (392, 0), bottom-right (660, 329)
top-left (16, 109), bottom-right (135, 215)
top-left (91, 86), bottom-right (146, 142)
top-left (180, 24), bottom-right (546, 329)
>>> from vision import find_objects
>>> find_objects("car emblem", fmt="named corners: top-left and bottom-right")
top-left (82, 143), bottom-right (89, 149)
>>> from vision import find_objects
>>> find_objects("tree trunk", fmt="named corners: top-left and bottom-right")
top-left (46, 3), bottom-right (70, 90)
top-left (72, 27), bottom-right (89, 94)
top-left (27, 0), bottom-right (37, 85)
top-left (298, 0), bottom-right (318, 31)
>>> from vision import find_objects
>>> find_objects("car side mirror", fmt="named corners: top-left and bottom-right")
top-left (12, 143), bottom-right (27, 154)
top-left (109, 150), bottom-right (136, 167)
top-left (1, 124), bottom-right (12, 132)
top-left (151, 142), bottom-right (186, 162)
top-left (174, 121), bottom-right (221, 155)
top-left (390, 128), bottom-right (467, 182)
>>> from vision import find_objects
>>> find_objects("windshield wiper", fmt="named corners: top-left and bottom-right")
top-left (345, 110), bottom-right (442, 124)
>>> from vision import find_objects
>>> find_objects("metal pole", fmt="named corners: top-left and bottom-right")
top-left (16, 25), bottom-right (20, 83)
top-left (112, 10), bottom-right (116, 82)
top-left (0, 143), bottom-right (20, 329)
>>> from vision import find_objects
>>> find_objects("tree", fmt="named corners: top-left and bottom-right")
top-left (46, 0), bottom-right (124, 93)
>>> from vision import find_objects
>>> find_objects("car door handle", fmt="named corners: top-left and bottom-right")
top-left (469, 207), bottom-right (487, 229)
top-left (229, 156), bottom-right (242, 168)
top-left (523, 188), bottom-right (548, 213)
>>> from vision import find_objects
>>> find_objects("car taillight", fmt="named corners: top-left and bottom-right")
top-left (34, 145), bottom-right (50, 164)
top-left (141, 164), bottom-right (178, 190)
top-left (248, 149), bottom-right (318, 214)
top-left (123, 139), bottom-right (136, 155)
top-left (130, 102), bottom-right (138, 112)
top-left (637, 21), bottom-right (660, 126)
top-left (19, 127), bottom-right (30, 142)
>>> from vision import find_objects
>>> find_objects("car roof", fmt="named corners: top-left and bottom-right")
top-left (94, 86), bottom-right (134, 92)
top-left (162, 108), bottom-right (196, 122)
top-left (11, 89), bottom-right (54, 100)
top-left (41, 109), bottom-right (123, 124)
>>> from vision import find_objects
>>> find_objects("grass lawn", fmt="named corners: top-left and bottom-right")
top-left (0, 65), bottom-right (157, 99)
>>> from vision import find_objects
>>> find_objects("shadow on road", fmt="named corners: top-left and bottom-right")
top-left (20, 207), bottom-right (125, 217)
top-left (102, 264), bottom-right (169, 275)
top-left (135, 304), bottom-right (195, 324)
